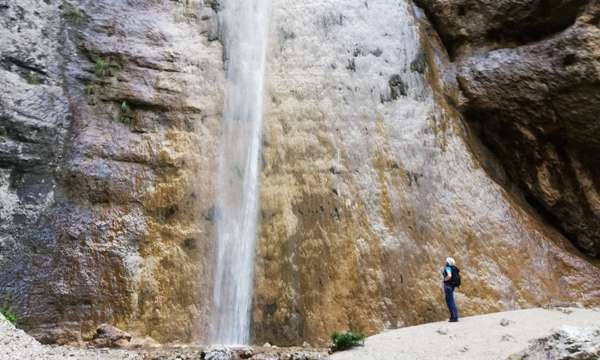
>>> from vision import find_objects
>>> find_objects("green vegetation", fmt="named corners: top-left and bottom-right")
top-left (0, 307), bottom-right (17, 326)
top-left (0, 294), bottom-right (17, 325)
top-left (25, 72), bottom-right (43, 85)
top-left (94, 57), bottom-right (120, 78)
top-left (117, 101), bottom-right (133, 124)
top-left (85, 56), bottom-right (122, 112)
top-left (330, 331), bottom-right (365, 352)
top-left (84, 83), bottom-right (97, 104)
top-left (85, 83), bottom-right (97, 96)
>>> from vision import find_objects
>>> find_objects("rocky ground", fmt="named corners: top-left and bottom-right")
top-left (3, 308), bottom-right (600, 359)
top-left (331, 307), bottom-right (600, 360)
top-left (510, 325), bottom-right (600, 360)
top-left (0, 314), bottom-right (328, 360)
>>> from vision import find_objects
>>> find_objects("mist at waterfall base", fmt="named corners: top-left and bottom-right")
top-left (208, 0), bottom-right (271, 346)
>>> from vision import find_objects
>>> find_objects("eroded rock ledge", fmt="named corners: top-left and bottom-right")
top-left (416, 0), bottom-right (600, 257)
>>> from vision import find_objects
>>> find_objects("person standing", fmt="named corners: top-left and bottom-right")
top-left (442, 257), bottom-right (460, 322)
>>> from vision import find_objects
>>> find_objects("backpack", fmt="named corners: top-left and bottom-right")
top-left (450, 266), bottom-right (461, 287)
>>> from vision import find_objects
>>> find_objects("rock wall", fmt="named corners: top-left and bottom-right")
top-left (416, 0), bottom-right (600, 257)
top-left (252, 0), bottom-right (600, 346)
top-left (0, 0), bottom-right (223, 343)
top-left (0, 0), bottom-right (599, 347)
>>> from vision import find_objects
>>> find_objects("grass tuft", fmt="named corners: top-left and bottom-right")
top-left (93, 57), bottom-right (120, 78)
top-left (117, 101), bottom-right (133, 124)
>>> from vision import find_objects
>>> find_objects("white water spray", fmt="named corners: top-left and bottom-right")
top-left (209, 0), bottom-right (271, 345)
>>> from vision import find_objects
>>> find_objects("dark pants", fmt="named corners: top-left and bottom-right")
top-left (444, 284), bottom-right (458, 320)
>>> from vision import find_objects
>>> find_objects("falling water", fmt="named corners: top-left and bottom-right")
top-left (209, 0), bottom-right (271, 345)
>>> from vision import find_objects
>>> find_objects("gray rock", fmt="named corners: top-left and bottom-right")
top-left (419, 0), bottom-right (600, 257)
top-left (436, 328), bottom-right (448, 335)
top-left (414, 0), bottom-right (591, 57)
top-left (128, 336), bottom-right (160, 349)
top-left (509, 326), bottom-right (600, 360)
top-left (205, 347), bottom-right (235, 360)
top-left (457, 15), bottom-right (600, 257)
top-left (0, 0), bottom-right (224, 344)
top-left (0, 314), bottom-right (142, 359)
top-left (501, 334), bottom-right (515, 342)
top-left (91, 324), bottom-right (132, 348)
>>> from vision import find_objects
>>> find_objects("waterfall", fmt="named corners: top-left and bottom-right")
top-left (209, 0), bottom-right (271, 345)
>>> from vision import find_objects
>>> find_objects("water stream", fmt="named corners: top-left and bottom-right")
top-left (209, 0), bottom-right (271, 345)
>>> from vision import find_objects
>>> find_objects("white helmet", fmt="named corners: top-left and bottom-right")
top-left (446, 257), bottom-right (456, 266)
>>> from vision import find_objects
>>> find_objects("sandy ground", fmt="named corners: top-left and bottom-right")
top-left (331, 307), bottom-right (600, 360)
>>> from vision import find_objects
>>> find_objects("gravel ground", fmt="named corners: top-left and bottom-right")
top-left (4, 308), bottom-right (599, 359)
top-left (0, 314), bottom-right (141, 360)
top-left (0, 314), bottom-right (140, 360)
top-left (0, 313), bottom-right (327, 359)
top-left (331, 307), bottom-right (600, 360)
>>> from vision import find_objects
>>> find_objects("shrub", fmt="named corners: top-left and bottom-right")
top-left (0, 307), bottom-right (17, 326)
top-left (330, 331), bottom-right (365, 352)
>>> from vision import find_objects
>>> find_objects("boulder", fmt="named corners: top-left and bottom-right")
top-left (204, 347), bottom-right (235, 360)
top-left (90, 324), bottom-right (132, 348)
top-left (128, 335), bottom-right (161, 349)
top-left (509, 326), bottom-right (600, 359)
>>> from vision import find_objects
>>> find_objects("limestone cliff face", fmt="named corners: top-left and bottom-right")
top-left (0, 0), bottom-right (599, 348)
top-left (0, 0), bottom-right (223, 343)
top-left (252, 0), bottom-right (600, 346)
